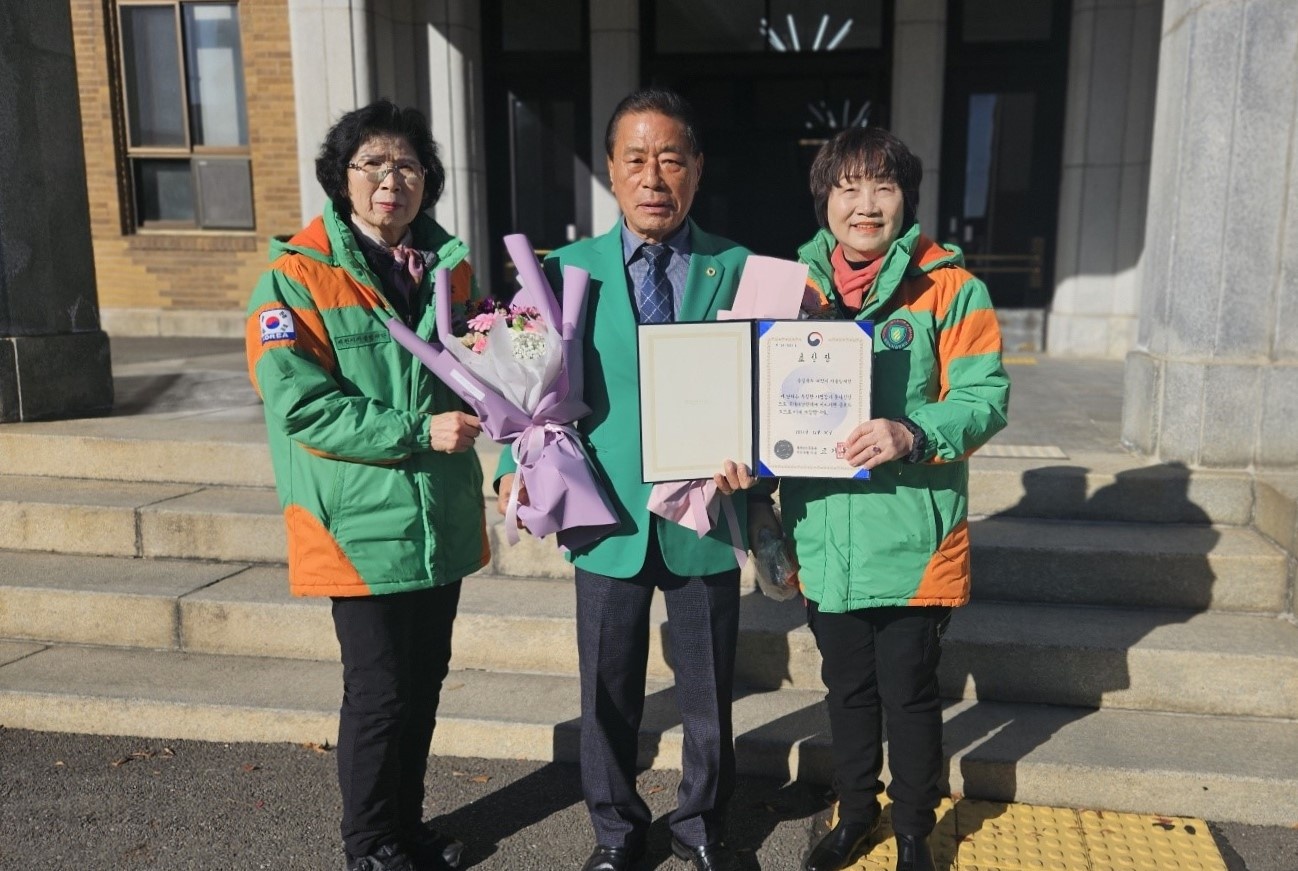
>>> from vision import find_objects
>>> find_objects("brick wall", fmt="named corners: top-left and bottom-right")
top-left (70, 0), bottom-right (302, 326)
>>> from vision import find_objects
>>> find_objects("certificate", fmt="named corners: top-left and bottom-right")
top-left (756, 320), bottom-right (872, 479)
top-left (636, 319), bottom-right (873, 482)
top-left (637, 321), bottom-right (754, 483)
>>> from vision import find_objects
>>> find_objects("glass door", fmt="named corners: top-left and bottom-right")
top-left (938, 0), bottom-right (1071, 309)
top-left (645, 0), bottom-right (891, 258)
top-left (482, 0), bottom-right (590, 292)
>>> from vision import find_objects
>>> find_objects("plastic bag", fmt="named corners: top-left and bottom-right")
top-left (752, 526), bottom-right (800, 601)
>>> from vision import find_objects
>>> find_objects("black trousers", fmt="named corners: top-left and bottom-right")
top-left (806, 601), bottom-right (950, 837)
top-left (331, 582), bottom-right (462, 858)
top-left (574, 533), bottom-right (740, 850)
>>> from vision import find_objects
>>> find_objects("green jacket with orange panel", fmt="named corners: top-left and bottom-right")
top-left (783, 224), bottom-right (1009, 613)
top-left (245, 202), bottom-right (488, 597)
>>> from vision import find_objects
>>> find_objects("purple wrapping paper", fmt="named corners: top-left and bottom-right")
top-left (387, 237), bottom-right (617, 551)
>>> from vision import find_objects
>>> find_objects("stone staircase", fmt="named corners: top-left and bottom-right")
top-left (1, 423), bottom-right (1296, 826)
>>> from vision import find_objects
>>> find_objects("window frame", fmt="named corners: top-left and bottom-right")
top-left (113, 0), bottom-right (253, 233)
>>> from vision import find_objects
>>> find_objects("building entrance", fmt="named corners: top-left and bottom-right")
top-left (938, 0), bottom-right (1071, 310)
top-left (645, 0), bottom-right (890, 258)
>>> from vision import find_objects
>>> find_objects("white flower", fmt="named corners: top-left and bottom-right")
top-left (510, 330), bottom-right (548, 362)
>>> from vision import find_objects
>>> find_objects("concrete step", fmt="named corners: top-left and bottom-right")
top-left (967, 453), bottom-right (1256, 526)
top-left (0, 425), bottom-right (270, 488)
top-left (4, 552), bottom-right (1296, 719)
top-left (941, 602), bottom-right (1298, 719)
top-left (0, 426), bottom-right (505, 501)
top-left (970, 517), bottom-right (1288, 612)
top-left (0, 425), bottom-right (1258, 525)
top-left (0, 474), bottom-right (284, 562)
top-left (0, 639), bottom-right (1293, 826)
top-left (1, 474), bottom-right (1284, 613)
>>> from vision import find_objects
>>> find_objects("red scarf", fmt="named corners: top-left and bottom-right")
top-left (831, 244), bottom-right (883, 312)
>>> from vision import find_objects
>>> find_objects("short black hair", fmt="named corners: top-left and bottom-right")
top-left (808, 127), bottom-right (923, 229)
top-left (315, 99), bottom-right (446, 215)
top-left (604, 87), bottom-right (702, 158)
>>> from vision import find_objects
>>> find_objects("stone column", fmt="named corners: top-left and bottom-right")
top-left (590, 0), bottom-right (640, 234)
top-left (1048, 0), bottom-right (1160, 358)
top-left (288, 0), bottom-right (372, 223)
top-left (890, 0), bottom-right (945, 236)
top-left (1123, 0), bottom-right (1298, 468)
top-left (0, 0), bottom-right (112, 421)
top-left (423, 0), bottom-right (490, 288)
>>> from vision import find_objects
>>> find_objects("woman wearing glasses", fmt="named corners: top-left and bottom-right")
top-left (246, 101), bottom-right (485, 871)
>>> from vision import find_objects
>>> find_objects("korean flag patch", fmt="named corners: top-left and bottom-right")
top-left (260, 308), bottom-right (296, 344)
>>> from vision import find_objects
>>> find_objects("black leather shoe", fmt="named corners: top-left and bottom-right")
top-left (803, 816), bottom-right (881, 871)
top-left (895, 834), bottom-right (935, 871)
top-left (580, 845), bottom-right (641, 871)
top-left (406, 821), bottom-right (464, 870)
top-left (670, 836), bottom-right (735, 871)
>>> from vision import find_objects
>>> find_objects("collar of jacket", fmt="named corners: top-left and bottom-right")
top-left (268, 201), bottom-right (469, 290)
top-left (799, 222), bottom-right (970, 318)
top-left (580, 216), bottom-right (734, 332)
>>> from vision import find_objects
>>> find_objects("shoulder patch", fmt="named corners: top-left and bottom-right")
top-left (260, 308), bottom-right (296, 344)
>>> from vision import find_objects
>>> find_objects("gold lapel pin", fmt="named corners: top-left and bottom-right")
top-left (705, 267), bottom-right (717, 277)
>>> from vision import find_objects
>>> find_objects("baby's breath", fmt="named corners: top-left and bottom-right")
top-left (510, 331), bottom-right (547, 361)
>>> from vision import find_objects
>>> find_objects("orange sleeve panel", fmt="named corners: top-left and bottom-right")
top-left (937, 306), bottom-right (1001, 402)
top-left (909, 519), bottom-right (971, 605)
top-left (284, 504), bottom-right (372, 597)
top-left (245, 300), bottom-right (335, 393)
top-left (939, 307), bottom-right (1002, 368)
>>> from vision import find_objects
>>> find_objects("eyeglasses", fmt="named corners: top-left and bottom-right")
top-left (347, 161), bottom-right (426, 185)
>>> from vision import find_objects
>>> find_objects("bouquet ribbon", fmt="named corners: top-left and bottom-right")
top-left (504, 421), bottom-right (608, 549)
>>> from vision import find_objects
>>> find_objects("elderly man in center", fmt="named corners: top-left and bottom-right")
top-left (496, 87), bottom-right (755, 871)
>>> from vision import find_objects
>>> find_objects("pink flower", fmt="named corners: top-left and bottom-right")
top-left (467, 311), bottom-right (500, 332)
top-left (455, 300), bottom-right (546, 355)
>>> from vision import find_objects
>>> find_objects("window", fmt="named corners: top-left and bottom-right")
top-left (654, 0), bottom-right (883, 55)
top-left (117, 1), bottom-right (252, 230)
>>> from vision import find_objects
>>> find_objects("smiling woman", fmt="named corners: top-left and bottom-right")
top-left (771, 126), bottom-right (1009, 871)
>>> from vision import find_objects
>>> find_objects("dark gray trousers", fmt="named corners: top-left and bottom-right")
top-left (574, 535), bottom-right (739, 850)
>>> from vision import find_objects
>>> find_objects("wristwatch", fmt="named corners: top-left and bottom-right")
top-left (893, 417), bottom-right (928, 464)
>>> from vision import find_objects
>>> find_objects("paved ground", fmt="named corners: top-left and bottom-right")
top-left (0, 727), bottom-right (824, 870)
top-left (3, 726), bottom-right (1297, 871)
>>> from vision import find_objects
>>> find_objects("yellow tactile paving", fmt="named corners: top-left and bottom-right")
top-left (830, 798), bottom-right (1228, 871)
top-left (1079, 809), bottom-right (1227, 871)
top-left (955, 802), bottom-right (1090, 871)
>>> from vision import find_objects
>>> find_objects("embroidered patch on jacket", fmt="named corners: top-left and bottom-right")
top-left (881, 318), bottom-right (914, 350)
top-left (259, 308), bottom-right (296, 344)
top-left (335, 331), bottom-right (389, 349)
